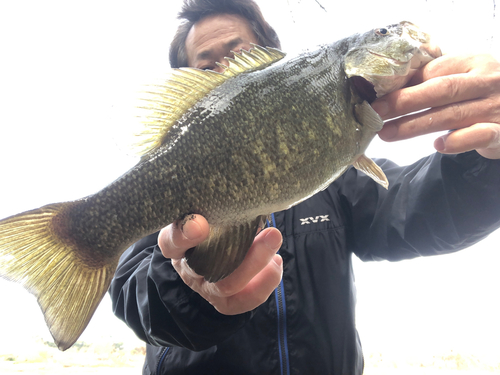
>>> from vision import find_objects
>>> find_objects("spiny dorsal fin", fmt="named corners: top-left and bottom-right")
top-left (132, 45), bottom-right (286, 157)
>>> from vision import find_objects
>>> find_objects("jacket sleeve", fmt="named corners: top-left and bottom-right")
top-left (109, 232), bottom-right (252, 350)
top-left (339, 151), bottom-right (500, 261)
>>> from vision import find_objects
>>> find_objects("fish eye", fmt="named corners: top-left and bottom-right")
top-left (375, 28), bottom-right (390, 36)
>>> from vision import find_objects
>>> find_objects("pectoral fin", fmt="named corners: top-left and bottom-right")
top-left (185, 215), bottom-right (268, 282)
top-left (353, 154), bottom-right (389, 189)
top-left (354, 100), bottom-right (384, 132)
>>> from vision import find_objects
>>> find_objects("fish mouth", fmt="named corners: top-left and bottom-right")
top-left (368, 50), bottom-right (409, 66)
top-left (350, 76), bottom-right (377, 103)
top-left (401, 21), bottom-right (430, 43)
top-left (345, 21), bottom-right (442, 100)
top-left (401, 21), bottom-right (442, 65)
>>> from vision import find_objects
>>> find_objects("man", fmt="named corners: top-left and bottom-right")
top-left (110, 0), bottom-right (500, 373)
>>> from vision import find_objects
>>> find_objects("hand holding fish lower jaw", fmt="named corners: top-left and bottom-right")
top-left (375, 53), bottom-right (500, 160)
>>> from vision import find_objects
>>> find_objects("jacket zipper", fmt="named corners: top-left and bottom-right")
top-left (268, 213), bottom-right (290, 375)
top-left (156, 347), bottom-right (170, 374)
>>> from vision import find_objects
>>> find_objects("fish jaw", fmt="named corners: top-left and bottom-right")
top-left (345, 21), bottom-right (442, 98)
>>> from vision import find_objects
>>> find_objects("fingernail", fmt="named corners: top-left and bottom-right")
top-left (434, 135), bottom-right (446, 152)
top-left (181, 216), bottom-right (202, 240)
top-left (371, 99), bottom-right (389, 118)
top-left (273, 254), bottom-right (283, 267)
top-left (264, 230), bottom-right (283, 250)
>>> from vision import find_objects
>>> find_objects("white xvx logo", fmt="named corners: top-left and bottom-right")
top-left (300, 215), bottom-right (330, 225)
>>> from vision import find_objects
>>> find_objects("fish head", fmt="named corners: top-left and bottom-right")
top-left (345, 21), bottom-right (442, 100)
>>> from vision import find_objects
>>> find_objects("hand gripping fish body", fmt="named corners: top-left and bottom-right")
top-left (0, 21), bottom-right (440, 350)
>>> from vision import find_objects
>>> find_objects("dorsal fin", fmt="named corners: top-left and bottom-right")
top-left (131, 45), bottom-right (286, 156)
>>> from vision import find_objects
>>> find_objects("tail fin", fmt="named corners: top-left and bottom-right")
top-left (0, 203), bottom-right (116, 350)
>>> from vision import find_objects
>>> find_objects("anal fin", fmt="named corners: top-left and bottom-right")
top-left (185, 215), bottom-right (268, 282)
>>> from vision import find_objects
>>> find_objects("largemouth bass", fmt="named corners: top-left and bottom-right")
top-left (0, 21), bottom-right (440, 350)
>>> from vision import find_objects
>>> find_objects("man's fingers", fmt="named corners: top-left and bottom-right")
top-left (378, 97), bottom-right (500, 141)
top-left (409, 53), bottom-right (495, 85)
top-left (373, 54), bottom-right (500, 149)
top-left (373, 73), bottom-right (488, 122)
top-left (172, 227), bottom-right (284, 315)
top-left (435, 123), bottom-right (500, 159)
top-left (158, 215), bottom-right (210, 260)
top-left (372, 54), bottom-right (500, 121)
top-left (172, 257), bottom-right (206, 290)
top-left (208, 228), bottom-right (283, 297)
top-left (212, 254), bottom-right (283, 315)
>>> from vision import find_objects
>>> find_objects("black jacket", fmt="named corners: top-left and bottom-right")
top-left (110, 151), bottom-right (500, 375)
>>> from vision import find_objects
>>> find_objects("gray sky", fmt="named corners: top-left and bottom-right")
top-left (0, 0), bottom-right (499, 360)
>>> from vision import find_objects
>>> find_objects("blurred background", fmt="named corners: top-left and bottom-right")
top-left (0, 0), bottom-right (499, 373)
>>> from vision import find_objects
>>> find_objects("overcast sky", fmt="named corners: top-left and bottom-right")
top-left (0, 0), bottom-right (499, 361)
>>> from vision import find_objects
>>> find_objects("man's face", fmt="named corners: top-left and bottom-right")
top-left (185, 13), bottom-right (259, 72)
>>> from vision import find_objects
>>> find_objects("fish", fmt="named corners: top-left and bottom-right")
top-left (0, 21), bottom-right (441, 351)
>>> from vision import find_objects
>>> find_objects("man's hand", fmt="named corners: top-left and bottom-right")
top-left (372, 54), bottom-right (500, 160)
top-left (158, 215), bottom-right (283, 315)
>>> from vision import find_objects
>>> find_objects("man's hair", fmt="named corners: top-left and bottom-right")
top-left (169, 0), bottom-right (281, 68)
